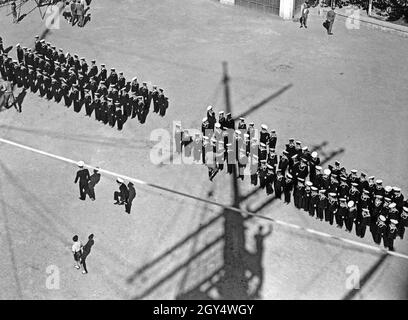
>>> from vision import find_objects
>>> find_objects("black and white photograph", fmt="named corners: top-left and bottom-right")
top-left (0, 0), bottom-right (408, 305)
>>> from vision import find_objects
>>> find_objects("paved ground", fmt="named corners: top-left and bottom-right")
top-left (0, 0), bottom-right (408, 300)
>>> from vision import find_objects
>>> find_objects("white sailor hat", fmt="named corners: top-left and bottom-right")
top-left (235, 130), bottom-right (241, 135)
top-left (40, 39), bottom-right (45, 43)
top-left (295, 140), bottom-right (302, 145)
top-left (351, 169), bottom-right (357, 174)
top-left (339, 198), bottom-right (346, 202)
top-left (319, 189), bottom-right (326, 194)
top-left (286, 173), bottom-right (293, 179)
top-left (211, 137), bottom-right (217, 143)
top-left (16, 43), bottom-right (20, 47)
top-left (270, 129), bottom-right (276, 133)
top-left (302, 146), bottom-right (308, 151)
top-left (379, 215), bottom-right (386, 222)
top-left (316, 166), bottom-right (322, 171)
top-left (116, 178), bottom-right (124, 183)
top-left (81, 57), bottom-right (85, 61)
top-left (385, 186), bottom-right (392, 192)
top-left (360, 172), bottom-right (367, 177)
top-left (203, 136), bottom-right (209, 140)
top-left (226, 143), bottom-right (232, 147)
top-left (215, 123), bottom-right (221, 128)
top-left (393, 187), bottom-right (401, 192)
top-left (111, 67), bottom-right (115, 71)
top-left (298, 177), bottom-right (305, 182)
top-left (35, 35), bottom-right (39, 38)
top-left (390, 219), bottom-right (398, 225)
top-left (351, 182), bottom-right (358, 187)
top-left (239, 117), bottom-right (245, 121)
top-left (289, 138), bottom-right (295, 142)
top-left (77, 160), bottom-right (84, 168)
top-left (260, 159), bottom-right (267, 163)
top-left (249, 122), bottom-right (254, 126)
top-left (384, 197), bottom-right (391, 202)
top-left (323, 169), bottom-right (331, 175)
top-left (244, 134), bottom-right (249, 139)
top-left (376, 179), bottom-right (383, 184)
top-left (267, 164), bottom-right (274, 170)
top-left (261, 124), bottom-right (268, 130)
top-left (368, 176), bottom-right (375, 180)
top-left (306, 181), bottom-right (313, 187)
top-left (202, 117), bottom-right (207, 122)
top-left (311, 186), bottom-right (318, 191)
top-left (91, 59), bottom-right (96, 63)
top-left (260, 143), bottom-right (266, 148)
top-left (311, 151), bottom-right (318, 158)
top-left (207, 105), bottom-right (213, 111)
top-left (219, 110), bottom-right (224, 114)
top-left (389, 203), bottom-right (396, 209)
top-left (347, 200), bottom-right (355, 208)
top-left (363, 189), bottom-right (370, 194)
top-left (329, 192), bottom-right (337, 197)
top-left (101, 63), bottom-right (106, 67)
top-left (403, 207), bottom-right (408, 212)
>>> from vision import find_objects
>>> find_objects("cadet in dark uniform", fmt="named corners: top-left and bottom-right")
top-left (326, 193), bottom-right (337, 225)
top-left (265, 165), bottom-right (275, 196)
top-left (302, 181), bottom-right (313, 212)
top-left (385, 219), bottom-right (398, 251)
top-left (373, 215), bottom-right (387, 245)
top-left (283, 173), bottom-right (294, 204)
top-left (345, 201), bottom-right (357, 233)
top-left (114, 178), bottom-right (129, 206)
top-left (309, 186), bottom-right (319, 217)
top-left (336, 198), bottom-right (348, 228)
top-left (316, 190), bottom-right (327, 221)
top-left (74, 161), bottom-right (90, 200)
top-left (294, 178), bottom-right (305, 209)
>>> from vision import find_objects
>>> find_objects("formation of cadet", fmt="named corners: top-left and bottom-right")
top-left (0, 35), bottom-right (169, 130)
top-left (174, 105), bottom-right (408, 251)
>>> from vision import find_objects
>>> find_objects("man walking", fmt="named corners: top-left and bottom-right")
top-left (300, 2), bottom-right (310, 28)
top-left (71, 235), bottom-right (83, 270)
top-left (74, 161), bottom-right (90, 200)
top-left (325, 5), bottom-right (336, 35)
top-left (0, 77), bottom-right (19, 112)
top-left (70, 0), bottom-right (77, 26)
top-left (77, 0), bottom-right (85, 27)
top-left (126, 182), bottom-right (136, 214)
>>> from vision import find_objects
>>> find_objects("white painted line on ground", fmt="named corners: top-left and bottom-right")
top-left (1, 137), bottom-right (407, 261)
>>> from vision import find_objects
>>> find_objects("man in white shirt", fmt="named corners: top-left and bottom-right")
top-left (71, 235), bottom-right (83, 269)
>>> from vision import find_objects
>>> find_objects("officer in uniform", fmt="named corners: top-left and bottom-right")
top-left (385, 219), bottom-right (398, 251)
top-left (345, 200), bottom-right (357, 233)
top-left (400, 207), bottom-right (408, 240)
top-left (74, 161), bottom-right (90, 200)
top-left (218, 111), bottom-right (226, 130)
top-left (309, 186), bottom-right (319, 217)
top-left (237, 117), bottom-right (247, 130)
top-left (258, 160), bottom-right (268, 189)
top-left (278, 150), bottom-right (290, 175)
top-left (283, 173), bottom-right (294, 204)
top-left (326, 192), bottom-right (338, 225)
top-left (336, 198), bottom-right (348, 228)
top-left (265, 165), bottom-right (275, 196)
top-left (294, 178), bottom-right (305, 209)
top-left (309, 151), bottom-right (320, 184)
top-left (274, 169), bottom-right (284, 199)
top-left (316, 189), bottom-right (327, 221)
top-left (259, 124), bottom-right (270, 145)
top-left (358, 208), bottom-right (371, 238)
top-left (302, 181), bottom-right (313, 212)
top-left (193, 133), bottom-right (202, 163)
top-left (373, 215), bottom-right (387, 245)
top-left (269, 129), bottom-right (277, 149)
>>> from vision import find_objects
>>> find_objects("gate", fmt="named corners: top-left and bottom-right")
top-left (235, 0), bottom-right (281, 15)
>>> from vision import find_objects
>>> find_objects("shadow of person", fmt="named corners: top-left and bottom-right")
top-left (17, 14), bottom-right (27, 23)
top-left (244, 224), bottom-right (273, 299)
top-left (81, 234), bottom-right (95, 274)
top-left (88, 169), bottom-right (101, 201)
top-left (125, 182), bottom-right (136, 214)
top-left (15, 89), bottom-right (27, 112)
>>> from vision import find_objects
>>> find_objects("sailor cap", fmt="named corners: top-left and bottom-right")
top-left (235, 130), bottom-right (241, 135)
top-left (261, 124), bottom-right (268, 130)
top-left (390, 219), bottom-right (398, 225)
top-left (329, 193), bottom-right (337, 197)
top-left (311, 186), bottom-right (318, 191)
top-left (215, 123), bottom-right (221, 128)
top-left (393, 187), bottom-right (401, 192)
top-left (389, 203), bottom-right (396, 209)
top-left (202, 117), bottom-right (207, 122)
top-left (306, 181), bottom-right (313, 187)
top-left (116, 178), bottom-right (124, 183)
top-left (385, 186), bottom-right (392, 192)
top-left (319, 189), bottom-right (326, 194)
top-left (219, 110), bottom-right (224, 114)
top-left (351, 182), bottom-right (358, 187)
top-left (323, 169), bottom-right (331, 175)
top-left (239, 117), bottom-right (245, 121)
top-left (286, 173), bottom-right (293, 179)
top-left (295, 141), bottom-right (301, 145)
top-left (77, 161), bottom-right (85, 167)
top-left (298, 178), bottom-right (305, 182)
top-left (311, 151), bottom-right (318, 158)
top-left (206, 105), bottom-right (213, 111)
top-left (374, 194), bottom-right (382, 199)
top-left (347, 201), bottom-right (355, 208)
top-left (351, 169), bottom-right (357, 174)
top-left (315, 166), bottom-right (322, 171)
top-left (376, 180), bottom-right (383, 184)
top-left (379, 215), bottom-right (386, 222)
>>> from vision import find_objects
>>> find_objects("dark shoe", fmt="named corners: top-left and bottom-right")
top-left (114, 201), bottom-right (120, 205)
